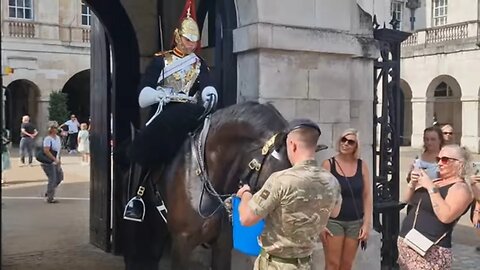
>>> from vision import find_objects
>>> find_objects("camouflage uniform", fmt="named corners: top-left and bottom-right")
top-left (248, 159), bottom-right (341, 270)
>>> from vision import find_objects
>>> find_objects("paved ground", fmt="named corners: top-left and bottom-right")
top-left (1, 147), bottom-right (480, 269)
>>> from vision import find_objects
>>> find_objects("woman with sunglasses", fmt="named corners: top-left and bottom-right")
top-left (407, 126), bottom-right (444, 183)
top-left (320, 128), bottom-right (372, 270)
top-left (398, 145), bottom-right (473, 269)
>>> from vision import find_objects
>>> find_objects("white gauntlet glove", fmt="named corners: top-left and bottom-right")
top-left (201, 86), bottom-right (218, 108)
top-left (138, 86), bottom-right (167, 108)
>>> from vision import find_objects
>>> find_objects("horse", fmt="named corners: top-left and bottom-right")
top-left (122, 101), bottom-right (293, 269)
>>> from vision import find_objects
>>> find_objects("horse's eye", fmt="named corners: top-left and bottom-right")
top-left (271, 150), bottom-right (281, 160)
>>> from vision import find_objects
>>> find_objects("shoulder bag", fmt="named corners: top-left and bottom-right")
top-left (35, 139), bottom-right (58, 164)
top-left (403, 199), bottom-right (447, 257)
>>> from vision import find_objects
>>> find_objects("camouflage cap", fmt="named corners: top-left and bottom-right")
top-left (287, 118), bottom-right (321, 135)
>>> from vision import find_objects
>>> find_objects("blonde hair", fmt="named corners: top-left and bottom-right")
top-left (442, 144), bottom-right (472, 179)
top-left (336, 128), bottom-right (360, 159)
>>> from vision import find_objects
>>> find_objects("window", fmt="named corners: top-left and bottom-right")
top-left (8, 0), bottom-right (33, 20)
top-left (433, 0), bottom-right (448, 26)
top-left (391, 1), bottom-right (404, 29)
top-left (81, 3), bottom-right (92, 26)
top-left (434, 82), bottom-right (453, 97)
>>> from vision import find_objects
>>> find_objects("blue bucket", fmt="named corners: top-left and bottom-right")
top-left (232, 196), bottom-right (265, 256)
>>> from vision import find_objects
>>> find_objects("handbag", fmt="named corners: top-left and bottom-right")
top-left (403, 199), bottom-right (447, 257)
top-left (35, 139), bottom-right (58, 164)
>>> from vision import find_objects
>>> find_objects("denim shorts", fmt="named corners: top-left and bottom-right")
top-left (326, 219), bottom-right (363, 239)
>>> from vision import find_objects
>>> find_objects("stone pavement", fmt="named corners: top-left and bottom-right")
top-left (1, 147), bottom-right (480, 269)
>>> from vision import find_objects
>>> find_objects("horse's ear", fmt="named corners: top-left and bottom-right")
top-left (274, 132), bottom-right (287, 150)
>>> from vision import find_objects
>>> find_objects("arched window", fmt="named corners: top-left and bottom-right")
top-left (434, 82), bottom-right (452, 97)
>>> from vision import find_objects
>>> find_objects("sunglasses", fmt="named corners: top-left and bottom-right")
top-left (436, 156), bottom-right (459, 163)
top-left (443, 132), bottom-right (453, 135)
top-left (340, 137), bottom-right (356, 146)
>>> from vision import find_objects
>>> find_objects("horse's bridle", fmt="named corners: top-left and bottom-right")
top-left (239, 133), bottom-right (281, 192)
top-left (193, 131), bottom-right (282, 219)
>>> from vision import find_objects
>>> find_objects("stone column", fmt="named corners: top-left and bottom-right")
top-left (233, 1), bottom-right (385, 269)
top-left (461, 96), bottom-right (480, 153)
top-left (411, 97), bottom-right (432, 148)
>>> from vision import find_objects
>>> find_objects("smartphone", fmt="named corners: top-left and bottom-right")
top-left (360, 240), bottom-right (367, 250)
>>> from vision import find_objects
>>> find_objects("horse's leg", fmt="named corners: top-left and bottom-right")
top-left (170, 233), bottom-right (197, 270)
top-left (211, 218), bottom-right (233, 270)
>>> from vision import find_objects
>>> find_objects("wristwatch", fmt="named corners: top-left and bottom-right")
top-left (428, 186), bottom-right (439, 194)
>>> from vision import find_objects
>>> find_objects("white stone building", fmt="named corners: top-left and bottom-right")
top-left (1, 0), bottom-right (91, 143)
top-left (398, 0), bottom-right (480, 152)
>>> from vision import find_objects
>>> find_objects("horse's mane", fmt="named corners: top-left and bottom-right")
top-left (209, 101), bottom-right (288, 140)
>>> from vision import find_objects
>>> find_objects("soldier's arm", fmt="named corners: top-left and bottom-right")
top-left (138, 56), bottom-right (165, 90)
top-left (239, 173), bottom-right (282, 226)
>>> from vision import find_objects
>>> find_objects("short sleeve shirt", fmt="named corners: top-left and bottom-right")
top-left (63, 120), bottom-right (79, 133)
top-left (248, 160), bottom-right (341, 258)
top-left (20, 123), bottom-right (36, 137)
top-left (43, 135), bottom-right (62, 158)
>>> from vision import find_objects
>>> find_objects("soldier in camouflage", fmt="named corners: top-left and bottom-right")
top-left (237, 119), bottom-right (342, 270)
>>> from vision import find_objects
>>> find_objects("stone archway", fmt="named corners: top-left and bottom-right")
top-left (400, 79), bottom-right (412, 146)
top-left (61, 69), bottom-right (90, 124)
top-left (426, 75), bottom-right (462, 144)
top-left (5, 79), bottom-right (41, 145)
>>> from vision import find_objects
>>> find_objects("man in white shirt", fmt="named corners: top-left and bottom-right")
top-left (60, 114), bottom-right (80, 154)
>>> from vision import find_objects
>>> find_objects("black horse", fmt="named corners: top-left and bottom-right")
top-left (122, 101), bottom-right (292, 270)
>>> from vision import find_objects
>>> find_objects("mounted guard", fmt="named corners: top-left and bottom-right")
top-left (124, 0), bottom-right (217, 222)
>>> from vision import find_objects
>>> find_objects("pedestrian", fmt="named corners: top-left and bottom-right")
top-left (321, 128), bottom-right (372, 270)
top-left (441, 124), bottom-right (455, 145)
top-left (19, 115), bottom-right (38, 166)
top-left (60, 114), bottom-right (80, 154)
top-left (236, 119), bottom-right (342, 270)
top-left (397, 144), bottom-right (473, 269)
top-left (40, 121), bottom-right (64, 203)
top-left (406, 126), bottom-right (444, 182)
top-left (77, 123), bottom-right (90, 165)
top-left (2, 128), bottom-right (12, 184)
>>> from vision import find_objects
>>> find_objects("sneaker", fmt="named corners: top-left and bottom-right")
top-left (19, 163), bottom-right (26, 167)
top-left (28, 163), bottom-right (33, 167)
top-left (46, 198), bottom-right (58, 204)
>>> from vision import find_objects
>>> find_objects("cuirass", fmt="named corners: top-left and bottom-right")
top-left (162, 53), bottom-right (201, 95)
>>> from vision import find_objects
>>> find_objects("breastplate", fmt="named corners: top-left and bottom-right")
top-left (162, 53), bottom-right (201, 95)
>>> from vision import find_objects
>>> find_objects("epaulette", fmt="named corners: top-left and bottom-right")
top-left (154, 50), bottom-right (172, 57)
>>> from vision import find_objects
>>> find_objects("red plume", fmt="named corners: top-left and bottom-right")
top-left (178, 0), bottom-right (197, 24)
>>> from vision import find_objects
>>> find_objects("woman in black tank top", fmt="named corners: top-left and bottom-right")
top-left (398, 145), bottom-right (473, 270)
top-left (320, 128), bottom-right (372, 270)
